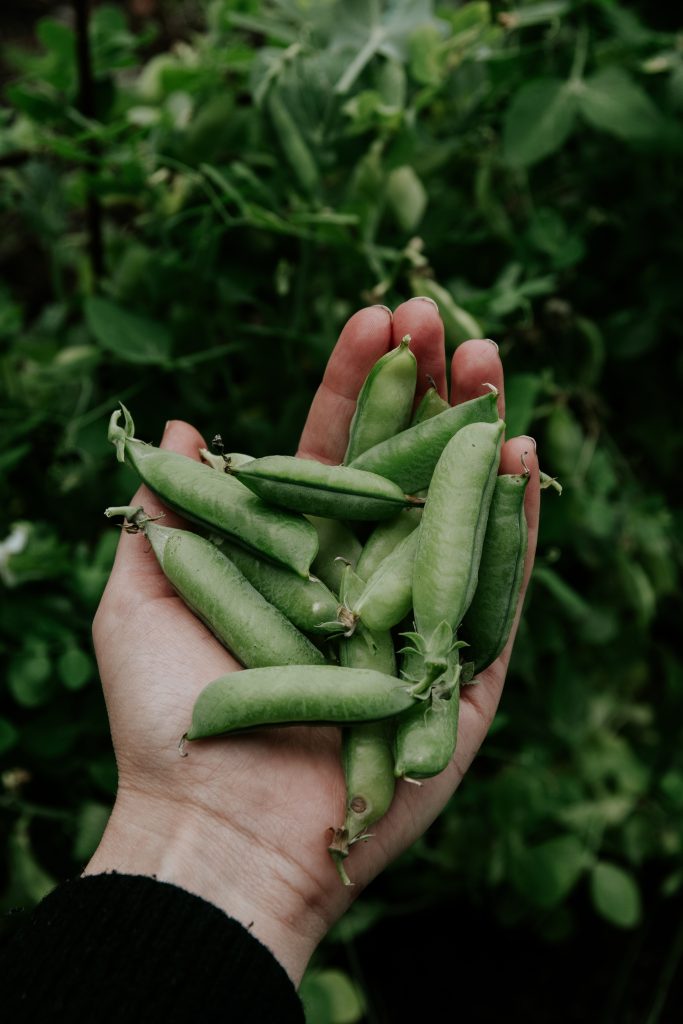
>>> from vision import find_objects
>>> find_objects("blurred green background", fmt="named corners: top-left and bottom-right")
top-left (1, 1), bottom-right (682, 1020)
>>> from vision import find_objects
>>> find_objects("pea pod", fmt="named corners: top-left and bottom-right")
top-left (230, 455), bottom-right (423, 520)
top-left (411, 385), bottom-right (449, 426)
top-left (343, 334), bottom-right (417, 463)
top-left (308, 516), bottom-right (362, 593)
top-left (186, 666), bottom-right (416, 739)
top-left (341, 527), bottom-right (420, 634)
top-left (394, 666), bottom-right (461, 780)
top-left (348, 389), bottom-right (499, 493)
top-left (401, 420), bottom-right (504, 696)
top-left (413, 419), bottom-right (504, 642)
top-left (105, 507), bottom-right (324, 669)
top-left (355, 507), bottom-right (422, 580)
top-left (108, 406), bottom-right (318, 578)
top-left (212, 535), bottom-right (341, 635)
top-left (459, 472), bottom-right (529, 673)
top-left (330, 567), bottom-right (397, 882)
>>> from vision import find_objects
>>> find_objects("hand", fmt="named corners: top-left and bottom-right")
top-left (86, 298), bottom-right (539, 985)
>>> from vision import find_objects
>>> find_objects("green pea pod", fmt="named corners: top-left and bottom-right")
top-left (330, 567), bottom-right (397, 881)
top-left (105, 507), bottom-right (324, 669)
top-left (355, 507), bottom-right (422, 580)
top-left (459, 472), bottom-right (529, 673)
top-left (411, 386), bottom-right (449, 426)
top-left (267, 87), bottom-right (319, 194)
top-left (186, 666), bottom-right (416, 739)
top-left (308, 516), bottom-right (362, 593)
top-left (230, 456), bottom-right (424, 520)
top-left (343, 335), bottom-right (417, 463)
top-left (394, 668), bottom-right (461, 780)
top-left (344, 528), bottom-right (420, 634)
top-left (348, 389), bottom-right (499, 493)
top-left (413, 420), bottom-right (504, 644)
top-left (108, 406), bottom-right (318, 578)
top-left (212, 535), bottom-right (341, 635)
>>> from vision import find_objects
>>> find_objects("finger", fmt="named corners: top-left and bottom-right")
top-left (391, 296), bottom-right (446, 403)
top-left (297, 305), bottom-right (393, 464)
top-left (105, 419), bottom-right (207, 591)
top-left (450, 339), bottom-right (505, 420)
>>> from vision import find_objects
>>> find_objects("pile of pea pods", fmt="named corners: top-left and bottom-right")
top-left (105, 334), bottom-right (532, 884)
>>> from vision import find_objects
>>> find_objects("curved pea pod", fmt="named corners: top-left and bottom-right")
top-left (330, 568), bottom-right (397, 880)
top-left (413, 419), bottom-right (505, 644)
top-left (185, 666), bottom-right (416, 740)
top-left (343, 334), bottom-right (417, 463)
top-left (105, 509), bottom-right (324, 669)
top-left (411, 385), bottom-right (449, 426)
top-left (394, 668), bottom-right (461, 780)
top-left (348, 389), bottom-right (499, 493)
top-left (342, 528), bottom-right (420, 634)
top-left (230, 456), bottom-right (424, 521)
top-left (212, 536), bottom-right (341, 635)
top-left (355, 507), bottom-right (422, 580)
top-left (308, 516), bottom-right (362, 593)
top-left (459, 472), bottom-right (529, 674)
top-left (267, 86), bottom-right (319, 195)
top-left (108, 406), bottom-right (318, 578)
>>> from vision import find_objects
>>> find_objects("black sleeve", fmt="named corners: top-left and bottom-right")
top-left (0, 872), bottom-right (306, 1023)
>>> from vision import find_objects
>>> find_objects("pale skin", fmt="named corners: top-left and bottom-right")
top-left (87, 296), bottom-right (540, 986)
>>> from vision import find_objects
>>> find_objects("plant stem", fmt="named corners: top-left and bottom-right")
top-left (74, 0), bottom-right (104, 280)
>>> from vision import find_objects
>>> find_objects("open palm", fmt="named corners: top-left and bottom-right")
top-left (89, 299), bottom-right (539, 983)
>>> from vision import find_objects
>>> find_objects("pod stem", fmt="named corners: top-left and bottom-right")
top-left (328, 827), bottom-right (354, 887)
top-left (539, 469), bottom-right (563, 495)
top-left (399, 622), bottom-right (465, 698)
top-left (104, 505), bottom-right (163, 533)
top-left (108, 402), bottom-right (136, 463)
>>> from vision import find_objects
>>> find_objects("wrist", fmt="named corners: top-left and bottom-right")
top-left (83, 786), bottom-right (327, 985)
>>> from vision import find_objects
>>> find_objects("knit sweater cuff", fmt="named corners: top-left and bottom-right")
top-left (1, 872), bottom-right (305, 1023)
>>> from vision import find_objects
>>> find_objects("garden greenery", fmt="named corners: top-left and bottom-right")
top-left (1, 1), bottom-right (682, 1019)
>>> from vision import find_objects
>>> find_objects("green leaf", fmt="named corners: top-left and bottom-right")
top-left (503, 78), bottom-right (577, 167)
top-left (8, 647), bottom-right (53, 708)
top-left (84, 297), bottom-right (172, 366)
top-left (300, 968), bottom-right (365, 1024)
top-left (73, 802), bottom-right (111, 862)
top-left (577, 67), bottom-right (663, 141)
top-left (57, 646), bottom-right (94, 691)
top-left (510, 835), bottom-right (589, 908)
top-left (3, 819), bottom-right (56, 909)
top-left (331, 0), bottom-right (448, 94)
top-left (591, 862), bottom-right (642, 928)
top-left (0, 717), bottom-right (18, 755)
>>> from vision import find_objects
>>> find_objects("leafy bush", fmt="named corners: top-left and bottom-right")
top-left (1, 1), bottom-right (682, 1018)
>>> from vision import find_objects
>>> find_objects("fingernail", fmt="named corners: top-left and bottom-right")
top-left (520, 435), bottom-right (537, 450)
top-left (484, 338), bottom-right (499, 351)
top-left (371, 304), bottom-right (392, 315)
top-left (410, 295), bottom-right (439, 309)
